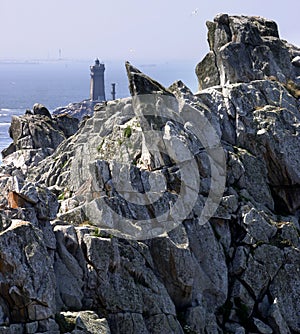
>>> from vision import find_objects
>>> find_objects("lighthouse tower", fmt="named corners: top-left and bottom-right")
top-left (90, 58), bottom-right (105, 101)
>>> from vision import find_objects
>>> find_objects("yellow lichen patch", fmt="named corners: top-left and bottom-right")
top-left (284, 80), bottom-right (300, 98)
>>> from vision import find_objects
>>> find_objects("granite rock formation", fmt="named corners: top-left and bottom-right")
top-left (196, 14), bottom-right (300, 91)
top-left (53, 100), bottom-right (96, 121)
top-left (2, 104), bottom-right (79, 175)
top-left (0, 14), bottom-right (299, 334)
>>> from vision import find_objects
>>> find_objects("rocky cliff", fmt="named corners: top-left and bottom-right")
top-left (0, 14), bottom-right (299, 334)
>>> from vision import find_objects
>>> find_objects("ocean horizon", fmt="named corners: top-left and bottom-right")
top-left (0, 59), bottom-right (199, 161)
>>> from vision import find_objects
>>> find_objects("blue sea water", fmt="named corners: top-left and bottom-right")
top-left (0, 59), bottom-right (198, 161)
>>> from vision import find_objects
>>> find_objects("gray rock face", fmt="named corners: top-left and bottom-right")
top-left (0, 13), bottom-right (300, 334)
top-left (0, 221), bottom-right (56, 324)
top-left (1, 104), bottom-right (79, 171)
top-left (33, 103), bottom-right (52, 118)
top-left (196, 14), bottom-right (300, 90)
top-left (53, 100), bottom-right (96, 121)
top-left (125, 61), bottom-right (174, 96)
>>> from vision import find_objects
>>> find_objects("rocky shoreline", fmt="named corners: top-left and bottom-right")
top-left (0, 14), bottom-right (300, 334)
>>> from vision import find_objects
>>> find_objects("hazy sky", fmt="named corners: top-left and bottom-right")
top-left (0, 0), bottom-right (299, 62)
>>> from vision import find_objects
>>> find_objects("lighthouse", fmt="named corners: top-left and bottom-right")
top-left (90, 58), bottom-right (105, 101)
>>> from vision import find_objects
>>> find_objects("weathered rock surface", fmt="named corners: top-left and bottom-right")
top-left (1, 104), bottom-right (79, 174)
top-left (56, 311), bottom-right (110, 333)
top-left (0, 14), bottom-right (299, 334)
top-left (196, 14), bottom-right (300, 90)
top-left (0, 220), bottom-right (56, 324)
top-left (53, 100), bottom-right (96, 121)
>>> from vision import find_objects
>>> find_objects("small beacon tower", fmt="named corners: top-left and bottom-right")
top-left (90, 58), bottom-right (105, 101)
top-left (111, 83), bottom-right (116, 100)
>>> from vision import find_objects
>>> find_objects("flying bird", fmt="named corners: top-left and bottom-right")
top-left (191, 8), bottom-right (198, 16)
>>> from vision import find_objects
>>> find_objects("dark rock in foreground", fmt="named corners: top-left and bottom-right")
top-left (0, 14), bottom-right (299, 334)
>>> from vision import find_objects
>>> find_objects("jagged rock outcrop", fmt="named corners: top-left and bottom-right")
top-left (196, 14), bottom-right (300, 92)
top-left (0, 14), bottom-right (299, 334)
top-left (1, 104), bottom-right (79, 174)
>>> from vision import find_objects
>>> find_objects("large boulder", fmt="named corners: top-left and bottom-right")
top-left (196, 14), bottom-right (300, 90)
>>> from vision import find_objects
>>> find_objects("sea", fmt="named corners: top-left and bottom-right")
top-left (0, 59), bottom-right (199, 162)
